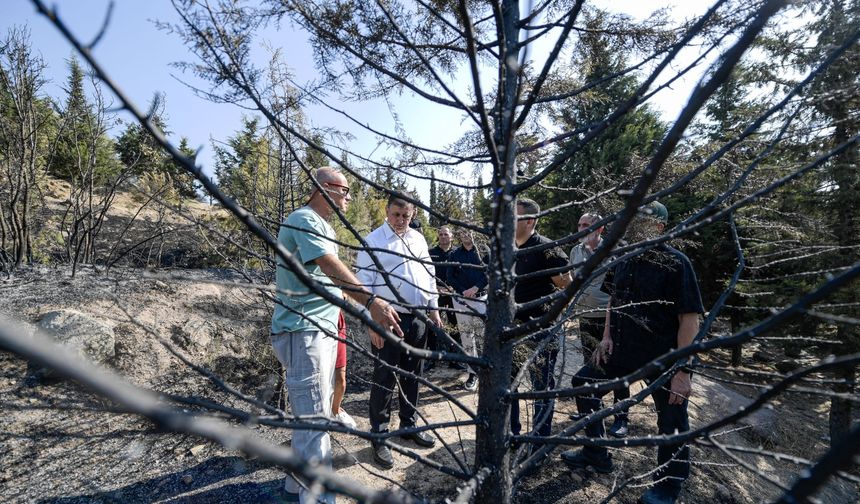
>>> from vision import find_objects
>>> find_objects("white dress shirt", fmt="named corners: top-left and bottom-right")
top-left (355, 221), bottom-right (439, 312)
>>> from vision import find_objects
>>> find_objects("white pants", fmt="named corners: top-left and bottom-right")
top-left (452, 296), bottom-right (486, 371)
top-left (272, 330), bottom-right (337, 504)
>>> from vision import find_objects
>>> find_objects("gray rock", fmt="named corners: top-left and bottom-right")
top-left (783, 345), bottom-right (803, 358)
top-left (693, 377), bottom-right (779, 443)
top-left (714, 483), bottom-right (735, 503)
top-left (752, 350), bottom-right (774, 363)
top-left (567, 471), bottom-right (584, 486)
top-left (29, 310), bottom-right (115, 381)
top-left (775, 359), bottom-right (800, 374)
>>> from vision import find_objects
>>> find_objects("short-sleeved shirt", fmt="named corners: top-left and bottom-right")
top-left (514, 232), bottom-right (569, 324)
top-left (271, 206), bottom-right (342, 336)
top-left (570, 240), bottom-right (612, 319)
top-left (602, 245), bottom-right (704, 370)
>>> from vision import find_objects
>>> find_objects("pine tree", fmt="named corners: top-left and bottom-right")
top-left (429, 169), bottom-right (438, 226)
top-left (541, 11), bottom-right (665, 234)
top-left (172, 137), bottom-right (198, 199)
top-left (115, 94), bottom-right (172, 182)
top-left (473, 174), bottom-right (491, 226)
top-left (213, 116), bottom-right (261, 205)
top-left (51, 57), bottom-right (95, 180)
top-left (805, 0), bottom-right (860, 445)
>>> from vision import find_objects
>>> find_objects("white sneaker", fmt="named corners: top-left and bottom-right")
top-left (334, 409), bottom-right (358, 429)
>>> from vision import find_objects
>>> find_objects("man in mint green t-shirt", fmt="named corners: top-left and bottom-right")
top-left (270, 167), bottom-right (401, 503)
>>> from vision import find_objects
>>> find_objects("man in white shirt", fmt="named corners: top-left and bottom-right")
top-left (355, 195), bottom-right (443, 469)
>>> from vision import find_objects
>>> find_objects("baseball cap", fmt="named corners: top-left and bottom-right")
top-left (638, 201), bottom-right (668, 223)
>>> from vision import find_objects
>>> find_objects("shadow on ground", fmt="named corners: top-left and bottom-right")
top-left (36, 456), bottom-right (295, 504)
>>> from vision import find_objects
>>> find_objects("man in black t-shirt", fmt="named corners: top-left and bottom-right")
top-left (511, 198), bottom-right (571, 439)
top-left (561, 201), bottom-right (704, 504)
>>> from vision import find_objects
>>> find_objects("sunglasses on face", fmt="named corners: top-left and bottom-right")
top-left (325, 183), bottom-right (350, 197)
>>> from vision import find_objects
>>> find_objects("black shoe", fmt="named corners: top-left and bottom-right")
top-left (608, 416), bottom-right (628, 438)
top-left (638, 486), bottom-right (680, 504)
top-left (399, 430), bottom-right (436, 448)
top-left (372, 443), bottom-right (394, 469)
top-left (560, 449), bottom-right (614, 473)
top-left (463, 373), bottom-right (478, 391)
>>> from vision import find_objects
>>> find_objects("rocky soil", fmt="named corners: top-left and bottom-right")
top-left (1, 266), bottom-right (856, 503)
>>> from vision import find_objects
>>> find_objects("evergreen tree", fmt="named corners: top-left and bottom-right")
top-left (50, 57), bottom-right (92, 180)
top-left (429, 169), bottom-right (438, 226)
top-left (473, 174), bottom-right (491, 226)
top-left (433, 182), bottom-right (465, 225)
top-left (172, 137), bottom-right (199, 199)
top-left (213, 116), bottom-right (261, 206)
top-left (541, 11), bottom-right (666, 234)
top-left (115, 94), bottom-right (173, 184)
top-left (804, 0), bottom-right (860, 444)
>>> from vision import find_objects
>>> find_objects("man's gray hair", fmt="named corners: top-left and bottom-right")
top-left (581, 212), bottom-right (602, 223)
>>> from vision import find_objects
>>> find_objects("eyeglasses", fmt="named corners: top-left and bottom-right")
top-left (325, 183), bottom-right (350, 197)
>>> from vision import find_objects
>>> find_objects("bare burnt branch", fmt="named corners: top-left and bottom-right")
top-left (451, 467), bottom-right (492, 504)
top-left (458, 0), bottom-right (500, 172)
top-left (503, 0), bottom-right (789, 340)
top-left (513, 354), bottom-right (860, 454)
top-left (170, 2), bottom-right (487, 234)
top-left (506, 129), bottom-right (858, 340)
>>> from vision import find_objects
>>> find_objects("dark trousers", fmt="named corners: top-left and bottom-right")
top-left (432, 295), bottom-right (460, 351)
top-left (369, 314), bottom-right (427, 438)
top-left (580, 317), bottom-right (629, 420)
top-left (573, 363), bottom-right (690, 490)
top-left (510, 346), bottom-right (558, 437)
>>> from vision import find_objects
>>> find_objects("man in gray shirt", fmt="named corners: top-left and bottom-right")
top-left (570, 212), bottom-right (629, 437)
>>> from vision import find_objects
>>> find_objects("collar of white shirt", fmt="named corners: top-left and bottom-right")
top-left (381, 220), bottom-right (415, 241)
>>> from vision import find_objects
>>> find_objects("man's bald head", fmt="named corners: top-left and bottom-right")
top-left (307, 166), bottom-right (350, 217)
top-left (315, 166), bottom-right (346, 186)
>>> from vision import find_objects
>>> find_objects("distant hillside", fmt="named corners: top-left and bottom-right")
top-left (35, 176), bottom-right (235, 269)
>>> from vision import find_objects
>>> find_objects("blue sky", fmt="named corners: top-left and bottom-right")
top-left (3, 0), bottom-right (471, 185)
top-left (2, 1), bottom-right (237, 177)
top-left (3, 0), bottom-right (711, 197)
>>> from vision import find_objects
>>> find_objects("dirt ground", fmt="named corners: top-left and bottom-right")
top-left (1, 266), bottom-right (857, 503)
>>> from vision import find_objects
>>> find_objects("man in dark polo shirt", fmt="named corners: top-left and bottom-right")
top-left (511, 198), bottom-right (571, 439)
top-left (561, 201), bottom-right (704, 504)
